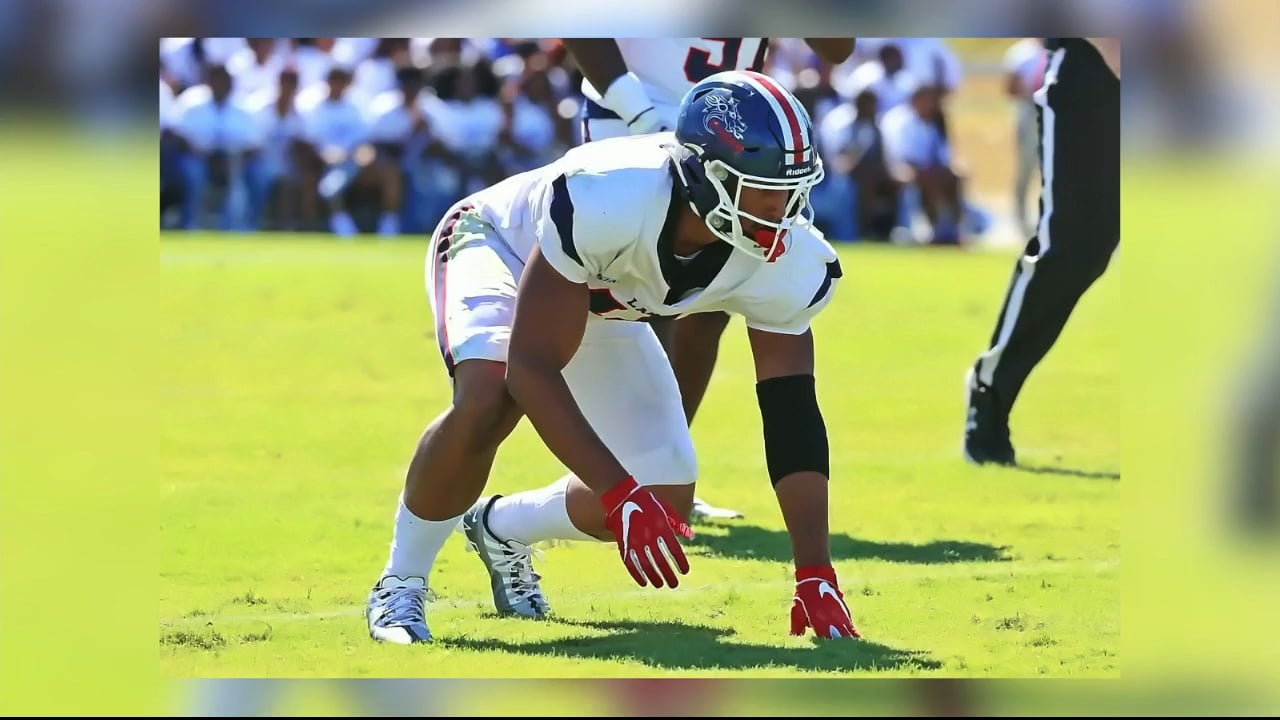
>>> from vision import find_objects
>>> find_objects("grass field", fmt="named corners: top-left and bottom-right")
top-left (160, 235), bottom-right (1120, 679)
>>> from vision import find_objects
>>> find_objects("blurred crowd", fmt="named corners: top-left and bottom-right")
top-left (159, 37), bottom-right (1043, 244)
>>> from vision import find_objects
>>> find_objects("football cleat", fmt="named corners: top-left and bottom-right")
top-left (963, 368), bottom-right (1017, 466)
top-left (463, 496), bottom-right (551, 618)
top-left (366, 575), bottom-right (432, 644)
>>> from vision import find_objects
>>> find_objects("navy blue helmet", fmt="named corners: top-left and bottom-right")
top-left (671, 70), bottom-right (824, 262)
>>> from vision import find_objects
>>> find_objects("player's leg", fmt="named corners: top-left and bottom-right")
top-left (464, 320), bottom-right (698, 612)
top-left (368, 206), bottom-right (524, 643)
top-left (965, 43), bottom-right (1120, 465)
top-left (659, 311), bottom-right (744, 520)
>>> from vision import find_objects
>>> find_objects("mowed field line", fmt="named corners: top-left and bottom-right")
top-left (161, 557), bottom-right (1118, 628)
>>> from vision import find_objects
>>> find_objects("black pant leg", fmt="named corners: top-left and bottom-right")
top-left (973, 40), bottom-right (1121, 415)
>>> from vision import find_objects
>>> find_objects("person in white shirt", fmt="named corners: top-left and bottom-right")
top-left (171, 63), bottom-right (264, 231)
top-left (836, 42), bottom-right (916, 119)
top-left (298, 65), bottom-right (400, 237)
top-left (365, 65), bottom-right (448, 235)
top-left (291, 38), bottom-right (337, 92)
top-left (351, 39), bottom-right (413, 110)
top-left (818, 88), bottom-right (901, 241)
top-left (880, 78), bottom-right (965, 244)
top-left (242, 67), bottom-right (306, 231)
top-left (495, 56), bottom-right (561, 177)
top-left (227, 39), bottom-right (288, 106)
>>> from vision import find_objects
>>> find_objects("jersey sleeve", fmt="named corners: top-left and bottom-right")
top-left (532, 170), bottom-right (638, 285)
top-left (725, 224), bottom-right (845, 335)
top-left (744, 259), bottom-right (843, 335)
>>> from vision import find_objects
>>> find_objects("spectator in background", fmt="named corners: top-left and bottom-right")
top-left (838, 41), bottom-right (915, 119)
top-left (299, 65), bottom-right (400, 237)
top-left (160, 37), bottom-right (205, 92)
top-left (171, 63), bottom-right (263, 231)
top-left (819, 88), bottom-right (900, 242)
top-left (429, 59), bottom-right (506, 197)
top-left (228, 38), bottom-right (288, 105)
top-left (353, 38), bottom-right (412, 108)
top-left (496, 52), bottom-right (560, 175)
top-left (891, 38), bottom-right (963, 141)
top-left (1003, 37), bottom-right (1047, 238)
top-left (292, 38), bottom-right (336, 90)
top-left (881, 79), bottom-right (966, 245)
top-left (366, 65), bottom-right (448, 235)
top-left (243, 66), bottom-right (305, 231)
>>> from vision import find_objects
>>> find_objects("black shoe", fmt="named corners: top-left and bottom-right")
top-left (964, 369), bottom-right (1016, 466)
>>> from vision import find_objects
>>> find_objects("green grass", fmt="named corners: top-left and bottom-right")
top-left (160, 235), bottom-right (1119, 678)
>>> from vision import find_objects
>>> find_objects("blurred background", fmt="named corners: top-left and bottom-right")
top-left (157, 36), bottom-right (1048, 248)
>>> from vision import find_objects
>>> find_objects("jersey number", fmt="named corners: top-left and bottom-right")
top-left (683, 38), bottom-right (769, 83)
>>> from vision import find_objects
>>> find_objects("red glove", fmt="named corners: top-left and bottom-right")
top-left (790, 566), bottom-right (862, 639)
top-left (602, 477), bottom-right (694, 588)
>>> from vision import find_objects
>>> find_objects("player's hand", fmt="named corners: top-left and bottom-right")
top-left (601, 476), bottom-right (694, 588)
top-left (790, 566), bottom-right (862, 639)
top-left (626, 107), bottom-right (671, 136)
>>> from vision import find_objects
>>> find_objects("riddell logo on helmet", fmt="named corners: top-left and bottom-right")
top-left (784, 166), bottom-right (810, 176)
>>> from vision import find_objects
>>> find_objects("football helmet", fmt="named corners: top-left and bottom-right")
top-left (672, 70), bottom-right (824, 262)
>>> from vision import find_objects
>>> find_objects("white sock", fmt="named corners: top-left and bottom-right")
top-left (486, 476), bottom-right (596, 544)
top-left (381, 494), bottom-right (462, 582)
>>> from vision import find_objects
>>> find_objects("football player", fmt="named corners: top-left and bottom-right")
top-left (562, 37), bottom-right (855, 522)
top-left (366, 70), bottom-right (860, 645)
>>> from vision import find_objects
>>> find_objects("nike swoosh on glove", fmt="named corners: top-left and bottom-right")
top-left (602, 476), bottom-right (693, 588)
top-left (790, 565), bottom-right (862, 639)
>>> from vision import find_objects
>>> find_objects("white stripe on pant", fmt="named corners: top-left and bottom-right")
top-left (976, 46), bottom-right (1067, 387)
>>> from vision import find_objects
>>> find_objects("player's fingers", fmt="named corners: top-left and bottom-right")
top-left (645, 543), bottom-right (678, 588)
top-left (658, 532), bottom-right (690, 575)
top-left (790, 599), bottom-right (807, 636)
top-left (625, 548), bottom-right (648, 587)
top-left (659, 499), bottom-right (695, 539)
top-left (637, 544), bottom-right (666, 588)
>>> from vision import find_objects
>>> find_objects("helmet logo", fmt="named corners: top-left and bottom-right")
top-left (701, 91), bottom-right (747, 154)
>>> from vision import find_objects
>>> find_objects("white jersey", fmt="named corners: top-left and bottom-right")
top-left (582, 38), bottom-right (771, 126)
top-left (463, 133), bottom-right (842, 335)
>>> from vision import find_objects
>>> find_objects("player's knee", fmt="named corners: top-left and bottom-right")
top-left (632, 442), bottom-right (698, 518)
top-left (648, 483), bottom-right (695, 522)
top-left (450, 362), bottom-right (522, 447)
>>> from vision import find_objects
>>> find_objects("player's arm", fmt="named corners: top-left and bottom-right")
top-left (746, 327), bottom-right (832, 570)
top-left (506, 247), bottom-right (632, 496)
top-left (1086, 37), bottom-right (1121, 79)
top-left (508, 212), bottom-right (693, 588)
top-left (561, 39), bottom-right (667, 133)
top-left (803, 38), bottom-right (856, 65)
top-left (743, 263), bottom-right (860, 639)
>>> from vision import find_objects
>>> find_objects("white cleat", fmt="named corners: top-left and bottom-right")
top-left (463, 497), bottom-right (551, 618)
top-left (691, 496), bottom-right (745, 520)
top-left (366, 575), bottom-right (432, 644)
